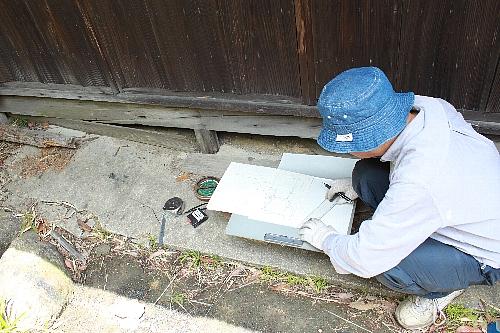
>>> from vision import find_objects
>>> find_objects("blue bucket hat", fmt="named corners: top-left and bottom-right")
top-left (317, 67), bottom-right (414, 153)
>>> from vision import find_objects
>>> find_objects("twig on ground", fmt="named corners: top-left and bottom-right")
top-left (189, 299), bottom-right (213, 307)
top-left (227, 280), bottom-right (258, 292)
top-left (284, 289), bottom-right (345, 305)
top-left (154, 271), bottom-right (179, 305)
top-left (41, 200), bottom-right (81, 212)
top-left (381, 321), bottom-right (403, 333)
top-left (325, 309), bottom-right (374, 333)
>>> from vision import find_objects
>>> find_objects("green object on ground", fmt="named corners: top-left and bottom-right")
top-left (196, 178), bottom-right (219, 200)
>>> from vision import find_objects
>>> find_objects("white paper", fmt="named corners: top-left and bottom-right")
top-left (208, 162), bottom-right (353, 230)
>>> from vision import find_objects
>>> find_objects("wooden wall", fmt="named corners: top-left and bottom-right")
top-left (0, 0), bottom-right (499, 114)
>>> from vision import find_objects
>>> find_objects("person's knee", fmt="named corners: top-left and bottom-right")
top-left (351, 159), bottom-right (389, 208)
top-left (351, 159), bottom-right (373, 195)
top-left (375, 267), bottom-right (427, 296)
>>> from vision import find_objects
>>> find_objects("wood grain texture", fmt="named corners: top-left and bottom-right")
top-left (2, 95), bottom-right (498, 139)
top-left (194, 129), bottom-right (220, 154)
top-left (16, 116), bottom-right (198, 152)
top-left (308, 0), bottom-right (402, 99)
top-left (74, 0), bottom-right (301, 96)
top-left (1, 0), bottom-right (498, 115)
top-left (0, 82), bottom-right (315, 117)
top-left (485, 58), bottom-right (500, 113)
top-left (396, 0), bottom-right (500, 111)
top-left (0, 96), bottom-right (322, 138)
top-left (294, 0), bottom-right (315, 105)
top-left (0, 1), bottom-right (111, 86)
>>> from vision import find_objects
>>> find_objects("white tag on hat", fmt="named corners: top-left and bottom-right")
top-left (335, 133), bottom-right (353, 142)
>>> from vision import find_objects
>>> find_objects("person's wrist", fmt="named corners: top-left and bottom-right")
top-left (320, 231), bottom-right (337, 250)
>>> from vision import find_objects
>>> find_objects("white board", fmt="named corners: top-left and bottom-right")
top-left (208, 162), bottom-right (353, 232)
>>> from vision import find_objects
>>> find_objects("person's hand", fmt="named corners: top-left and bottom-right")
top-left (325, 178), bottom-right (358, 201)
top-left (299, 218), bottom-right (337, 250)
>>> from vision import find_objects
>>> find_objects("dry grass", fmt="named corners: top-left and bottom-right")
top-left (19, 147), bottom-right (75, 178)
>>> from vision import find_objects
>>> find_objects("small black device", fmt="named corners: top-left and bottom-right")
top-left (186, 208), bottom-right (209, 228)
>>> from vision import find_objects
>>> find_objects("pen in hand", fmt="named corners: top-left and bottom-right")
top-left (324, 183), bottom-right (353, 203)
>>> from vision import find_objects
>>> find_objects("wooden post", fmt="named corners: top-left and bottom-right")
top-left (0, 113), bottom-right (8, 124)
top-left (194, 129), bottom-right (220, 154)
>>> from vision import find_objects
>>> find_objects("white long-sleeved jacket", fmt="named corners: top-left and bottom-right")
top-left (322, 95), bottom-right (500, 278)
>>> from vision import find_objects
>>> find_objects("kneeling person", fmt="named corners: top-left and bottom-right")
top-left (299, 67), bottom-right (500, 330)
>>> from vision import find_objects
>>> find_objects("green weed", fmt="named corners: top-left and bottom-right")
top-left (307, 276), bottom-right (328, 293)
top-left (147, 234), bottom-right (159, 251)
top-left (204, 255), bottom-right (222, 268)
top-left (92, 219), bottom-right (112, 241)
top-left (0, 299), bottom-right (23, 333)
top-left (170, 292), bottom-right (186, 306)
top-left (444, 304), bottom-right (481, 331)
top-left (10, 118), bottom-right (28, 128)
top-left (260, 266), bottom-right (325, 289)
top-left (179, 250), bottom-right (202, 268)
top-left (19, 211), bottom-right (36, 235)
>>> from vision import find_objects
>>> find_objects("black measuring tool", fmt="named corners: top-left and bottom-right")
top-left (158, 197), bottom-right (184, 246)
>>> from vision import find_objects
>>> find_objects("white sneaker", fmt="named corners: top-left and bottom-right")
top-left (395, 290), bottom-right (464, 330)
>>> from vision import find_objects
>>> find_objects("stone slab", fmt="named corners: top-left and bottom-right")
top-left (4, 131), bottom-right (499, 305)
top-left (0, 231), bottom-right (73, 330)
top-left (0, 211), bottom-right (20, 256)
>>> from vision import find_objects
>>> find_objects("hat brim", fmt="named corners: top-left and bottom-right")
top-left (317, 92), bottom-right (415, 153)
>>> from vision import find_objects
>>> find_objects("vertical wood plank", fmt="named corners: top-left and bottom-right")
top-left (194, 129), bottom-right (220, 154)
top-left (294, 0), bottom-right (315, 105)
top-left (396, 0), bottom-right (500, 111)
top-left (485, 59), bottom-right (500, 113)
top-left (309, 0), bottom-right (402, 99)
top-left (0, 1), bottom-right (111, 87)
top-left (73, 0), bottom-right (301, 97)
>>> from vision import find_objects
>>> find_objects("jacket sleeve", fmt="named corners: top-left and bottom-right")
top-left (321, 182), bottom-right (443, 278)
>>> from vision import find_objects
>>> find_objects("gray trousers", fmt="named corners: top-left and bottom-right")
top-left (352, 158), bottom-right (500, 299)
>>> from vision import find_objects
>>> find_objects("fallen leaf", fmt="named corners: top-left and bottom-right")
top-left (348, 300), bottom-right (380, 311)
top-left (35, 218), bottom-right (51, 235)
top-left (148, 250), bottom-right (175, 260)
top-left (456, 326), bottom-right (482, 333)
top-left (244, 270), bottom-right (262, 283)
top-left (176, 172), bottom-right (191, 182)
top-left (332, 292), bottom-right (354, 300)
top-left (64, 258), bottom-right (74, 270)
top-left (377, 300), bottom-right (397, 312)
top-left (227, 267), bottom-right (246, 278)
top-left (269, 282), bottom-right (287, 292)
top-left (77, 219), bottom-right (93, 232)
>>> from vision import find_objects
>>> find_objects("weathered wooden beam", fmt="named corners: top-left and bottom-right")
top-left (0, 93), bottom-right (498, 138)
top-left (194, 129), bottom-right (220, 154)
top-left (13, 116), bottom-right (198, 152)
top-left (0, 82), bottom-right (317, 117)
top-left (0, 124), bottom-right (78, 148)
top-left (0, 96), bottom-right (322, 139)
